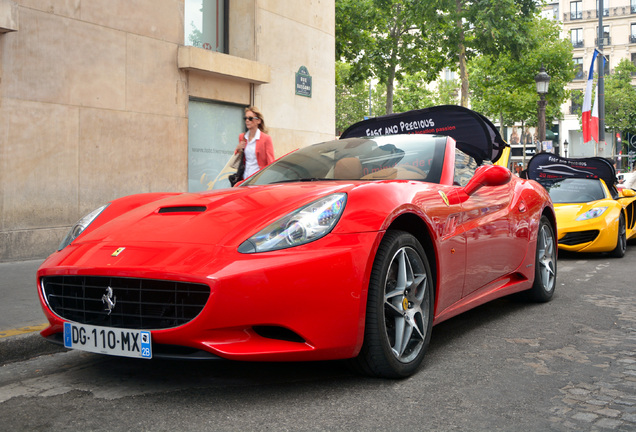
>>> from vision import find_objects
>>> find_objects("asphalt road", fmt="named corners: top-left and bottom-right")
top-left (1, 246), bottom-right (636, 431)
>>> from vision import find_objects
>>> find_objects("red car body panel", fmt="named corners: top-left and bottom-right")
top-left (38, 176), bottom-right (553, 361)
top-left (37, 108), bottom-right (554, 364)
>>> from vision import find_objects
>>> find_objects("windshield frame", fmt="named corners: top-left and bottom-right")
top-left (241, 135), bottom-right (449, 186)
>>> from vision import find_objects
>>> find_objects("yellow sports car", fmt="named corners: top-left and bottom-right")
top-left (527, 154), bottom-right (636, 257)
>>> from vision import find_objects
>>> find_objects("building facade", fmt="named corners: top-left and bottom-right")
top-left (0, 0), bottom-right (336, 261)
top-left (558, 0), bottom-right (636, 161)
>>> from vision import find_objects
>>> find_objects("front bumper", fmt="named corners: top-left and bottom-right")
top-left (38, 231), bottom-right (381, 362)
top-left (556, 216), bottom-right (619, 253)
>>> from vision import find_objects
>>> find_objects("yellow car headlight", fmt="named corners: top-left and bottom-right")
top-left (575, 207), bottom-right (607, 221)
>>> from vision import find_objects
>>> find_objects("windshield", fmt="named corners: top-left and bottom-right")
top-left (241, 135), bottom-right (448, 186)
top-left (541, 178), bottom-right (607, 204)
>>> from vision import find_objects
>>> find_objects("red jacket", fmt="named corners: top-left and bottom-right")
top-left (238, 131), bottom-right (275, 169)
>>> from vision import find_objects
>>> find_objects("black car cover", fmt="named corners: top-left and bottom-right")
top-left (339, 105), bottom-right (508, 164)
top-left (526, 153), bottom-right (616, 188)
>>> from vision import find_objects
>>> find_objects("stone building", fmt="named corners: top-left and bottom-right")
top-left (556, 0), bottom-right (636, 160)
top-left (0, 0), bottom-right (336, 261)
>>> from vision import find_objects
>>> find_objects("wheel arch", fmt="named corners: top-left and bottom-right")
top-left (622, 199), bottom-right (636, 231)
top-left (541, 205), bottom-right (557, 242)
top-left (384, 213), bottom-right (438, 300)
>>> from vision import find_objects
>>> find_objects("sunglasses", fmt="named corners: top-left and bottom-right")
top-left (244, 116), bottom-right (259, 121)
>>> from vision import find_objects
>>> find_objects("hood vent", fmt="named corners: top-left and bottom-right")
top-left (158, 206), bottom-right (206, 214)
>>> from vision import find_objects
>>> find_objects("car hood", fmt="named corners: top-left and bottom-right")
top-left (553, 201), bottom-right (612, 223)
top-left (78, 183), bottom-right (350, 248)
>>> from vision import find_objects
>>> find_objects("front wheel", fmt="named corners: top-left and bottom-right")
top-left (609, 213), bottom-right (626, 258)
top-left (352, 231), bottom-right (434, 378)
top-left (527, 216), bottom-right (557, 302)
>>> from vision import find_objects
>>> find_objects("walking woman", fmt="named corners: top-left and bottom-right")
top-left (231, 106), bottom-right (275, 185)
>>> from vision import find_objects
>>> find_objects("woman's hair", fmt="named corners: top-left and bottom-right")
top-left (245, 106), bottom-right (267, 133)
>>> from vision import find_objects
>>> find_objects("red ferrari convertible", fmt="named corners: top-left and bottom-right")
top-left (37, 106), bottom-right (556, 378)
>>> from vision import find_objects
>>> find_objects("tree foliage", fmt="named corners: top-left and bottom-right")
top-left (336, 0), bottom-right (541, 113)
top-left (392, 72), bottom-right (436, 113)
top-left (468, 17), bottom-right (575, 131)
top-left (432, 0), bottom-right (540, 106)
top-left (336, 65), bottom-right (461, 134)
top-left (604, 58), bottom-right (636, 141)
top-left (336, 0), bottom-right (446, 114)
top-left (335, 62), bottom-right (369, 135)
top-left (335, 62), bottom-right (387, 135)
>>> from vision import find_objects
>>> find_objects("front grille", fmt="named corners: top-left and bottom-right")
top-left (560, 230), bottom-right (599, 246)
top-left (41, 276), bottom-right (210, 330)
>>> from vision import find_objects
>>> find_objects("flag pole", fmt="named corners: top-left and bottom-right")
top-left (598, 0), bottom-right (605, 156)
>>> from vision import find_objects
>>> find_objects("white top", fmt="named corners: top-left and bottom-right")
top-left (243, 129), bottom-right (261, 179)
top-left (623, 172), bottom-right (636, 190)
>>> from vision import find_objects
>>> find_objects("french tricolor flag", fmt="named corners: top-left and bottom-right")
top-left (582, 50), bottom-right (605, 143)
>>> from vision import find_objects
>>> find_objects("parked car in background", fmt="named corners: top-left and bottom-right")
top-left (527, 153), bottom-right (636, 258)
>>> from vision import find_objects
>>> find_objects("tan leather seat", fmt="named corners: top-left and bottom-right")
top-left (361, 165), bottom-right (427, 181)
top-left (334, 157), bottom-right (363, 179)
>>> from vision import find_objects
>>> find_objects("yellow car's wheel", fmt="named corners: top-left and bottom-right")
top-left (609, 213), bottom-right (627, 258)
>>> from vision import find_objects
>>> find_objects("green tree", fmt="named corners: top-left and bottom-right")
top-left (392, 72), bottom-right (436, 113)
top-left (604, 58), bottom-right (636, 146)
top-left (336, 0), bottom-right (446, 114)
top-left (435, 78), bottom-right (460, 106)
top-left (335, 62), bottom-right (386, 134)
top-left (335, 62), bottom-right (368, 135)
top-left (433, 0), bottom-right (539, 107)
top-left (468, 17), bottom-right (575, 135)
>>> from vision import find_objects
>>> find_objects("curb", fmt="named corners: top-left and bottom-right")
top-left (0, 332), bottom-right (65, 366)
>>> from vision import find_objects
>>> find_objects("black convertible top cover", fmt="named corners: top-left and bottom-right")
top-left (339, 105), bottom-right (508, 163)
top-left (526, 152), bottom-right (616, 187)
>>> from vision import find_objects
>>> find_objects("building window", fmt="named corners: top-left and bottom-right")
top-left (632, 0), bottom-right (636, 14)
top-left (570, 1), bottom-right (582, 20)
top-left (597, 0), bottom-right (609, 17)
top-left (631, 24), bottom-right (636, 43)
top-left (443, 68), bottom-right (455, 81)
top-left (574, 58), bottom-right (584, 79)
top-left (596, 25), bottom-right (610, 46)
top-left (187, 100), bottom-right (245, 191)
top-left (184, 0), bottom-right (229, 53)
top-left (571, 28), bottom-right (583, 48)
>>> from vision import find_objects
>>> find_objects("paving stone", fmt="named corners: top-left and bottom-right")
top-left (594, 418), bottom-right (622, 429)
top-left (585, 399), bottom-right (608, 406)
top-left (572, 412), bottom-right (598, 422)
top-left (595, 407), bottom-right (621, 417)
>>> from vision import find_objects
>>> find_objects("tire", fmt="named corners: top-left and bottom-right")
top-left (352, 230), bottom-right (434, 378)
top-left (609, 213), bottom-right (627, 258)
top-left (526, 216), bottom-right (557, 302)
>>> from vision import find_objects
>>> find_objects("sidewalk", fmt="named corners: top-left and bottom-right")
top-left (0, 259), bottom-right (64, 364)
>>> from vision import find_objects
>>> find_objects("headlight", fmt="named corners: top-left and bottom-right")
top-left (576, 207), bottom-right (607, 221)
top-left (238, 193), bottom-right (347, 253)
top-left (58, 204), bottom-right (109, 250)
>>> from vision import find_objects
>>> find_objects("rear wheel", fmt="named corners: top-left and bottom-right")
top-left (352, 231), bottom-right (434, 378)
top-left (609, 213), bottom-right (626, 258)
top-left (527, 216), bottom-right (556, 302)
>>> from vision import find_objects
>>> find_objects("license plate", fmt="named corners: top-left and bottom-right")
top-left (63, 322), bottom-right (152, 359)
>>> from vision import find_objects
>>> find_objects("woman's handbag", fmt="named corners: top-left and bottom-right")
top-left (228, 151), bottom-right (245, 187)
top-left (229, 150), bottom-right (242, 169)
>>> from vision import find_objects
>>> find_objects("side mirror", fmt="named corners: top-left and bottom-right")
top-left (620, 188), bottom-right (636, 198)
top-left (463, 165), bottom-right (512, 196)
